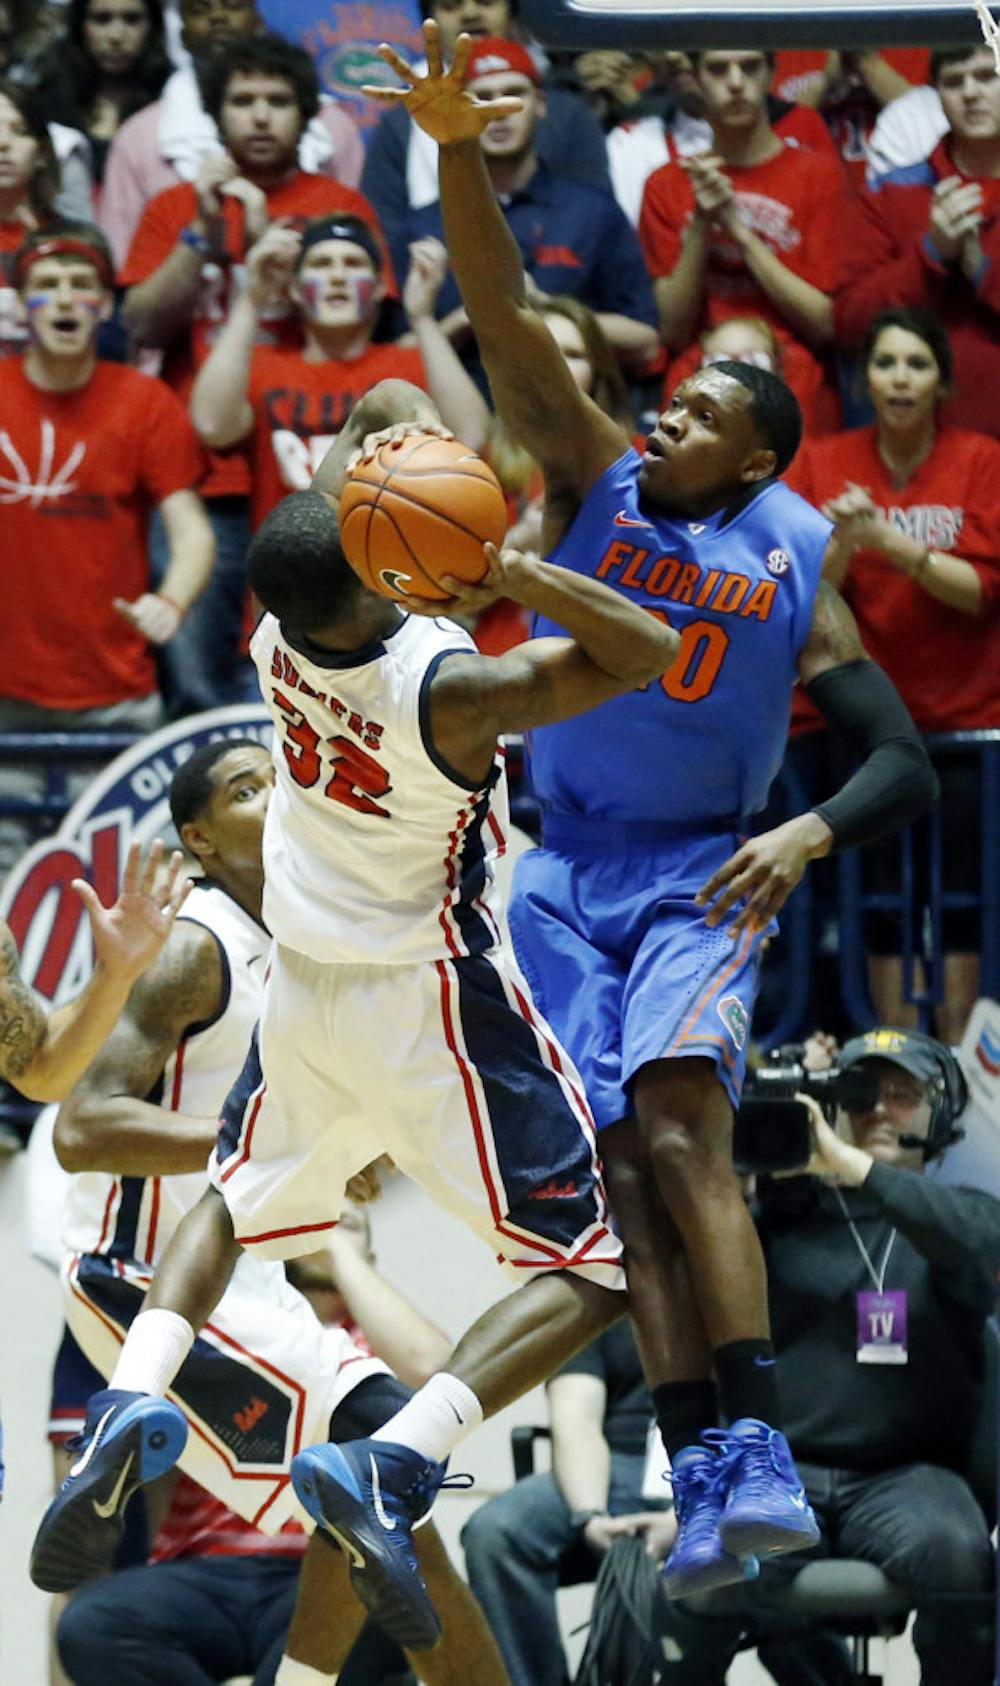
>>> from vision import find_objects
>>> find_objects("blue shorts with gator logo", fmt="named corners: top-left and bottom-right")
top-left (507, 817), bottom-right (770, 1129)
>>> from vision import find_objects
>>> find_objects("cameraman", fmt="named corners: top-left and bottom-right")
top-left (659, 1027), bottom-right (1000, 1686)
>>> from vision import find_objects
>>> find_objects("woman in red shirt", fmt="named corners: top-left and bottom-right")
top-left (787, 306), bottom-right (1000, 1041)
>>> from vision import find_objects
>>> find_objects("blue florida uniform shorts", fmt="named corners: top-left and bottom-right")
top-left (508, 817), bottom-right (769, 1130)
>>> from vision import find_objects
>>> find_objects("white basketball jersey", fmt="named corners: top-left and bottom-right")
top-left (63, 883), bottom-right (268, 1266)
top-left (251, 612), bottom-right (509, 965)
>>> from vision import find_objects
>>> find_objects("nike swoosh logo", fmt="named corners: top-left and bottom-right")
top-left (379, 568), bottom-right (413, 593)
top-left (613, 508), bottom-right (655, 530)
top-left (369, 1453), bottom-right (397, 1532)
top-left (69, 1408), bottom-right (114, 1479)
top-left (92, 1452), bottom-right (134, 1520)
top-left (752, 1356), bottom-right (776, 1368)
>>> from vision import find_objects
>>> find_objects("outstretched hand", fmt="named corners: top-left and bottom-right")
top-left (74, 840), bottom-right (191, 984)
top-left (361, 20), bottom-right (525, 145)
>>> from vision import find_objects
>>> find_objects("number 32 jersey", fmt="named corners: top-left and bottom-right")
top-left (532, 451), bottom-right (830, 827)
top-left (250, 611), bottom-right (509, 965)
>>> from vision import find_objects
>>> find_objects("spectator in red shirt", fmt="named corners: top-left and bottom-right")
top-left (191, 212), bottom-right (488, 530)
top-left (639, 47), bottom-right (850, 436)
top-left (0, 223), bottom-right (213, 734)
top-left (608, 48), bottom-right (837, 228)
top-left (834, 44), bottom-right (1000, 441)
top-left (99, 0), bottom-right (364, 270)
top-left (120, 32), bottom-right (388, 716)
top-left (787, 308), bottom-right (1000, 1041)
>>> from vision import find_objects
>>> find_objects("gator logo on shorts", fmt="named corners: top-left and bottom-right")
top-left (0, 704), bottom-right (273, 1004)
top-left (717, 993), bottom-right (749, 1051)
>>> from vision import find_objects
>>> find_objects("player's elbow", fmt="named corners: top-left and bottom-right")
top-left (53, 1102), bottom-right (102, 1170)
top-left (624, 625), bottom-right (681, 689)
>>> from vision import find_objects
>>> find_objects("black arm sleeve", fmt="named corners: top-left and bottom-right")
top-left (805, 659), bottom-right (939, 851)
top-left (864, 1161), bottom-right (1000, 1311)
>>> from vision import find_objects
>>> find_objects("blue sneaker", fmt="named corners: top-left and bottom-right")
top-left (292, 1437), bottom-right (453, 1650)
top-left (715, 1418), bottom-right (820, 1560)
top-left (30, 1388), bottom-right (188, 1593)
top-left (662, 1444), bottom-right (760, 1600)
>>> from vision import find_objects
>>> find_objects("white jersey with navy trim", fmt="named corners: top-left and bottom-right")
top-left (62, 882), bottom-right (269, 1267)
top-left (251, 611), bottom-right (509, 966)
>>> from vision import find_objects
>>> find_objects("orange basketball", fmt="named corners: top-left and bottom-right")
top-left (338, 433), bottom-right (508, 602)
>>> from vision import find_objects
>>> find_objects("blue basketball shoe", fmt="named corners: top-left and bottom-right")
top-left (662, 1444), bottom-right (760, 1600)
top-left (715, 1418), bottom-right (820, 1560)
top-left (30, 1389), bottom-right (188, 1593)
top-left (292, 1437), bottom-right (461, 1650)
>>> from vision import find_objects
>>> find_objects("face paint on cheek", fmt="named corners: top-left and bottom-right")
top-left (300, 273), bottom-right (324, 316)
top-left (346, 272), bottom-right (377, 317)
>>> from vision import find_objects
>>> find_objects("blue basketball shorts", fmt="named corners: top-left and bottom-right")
top-left (507, 828), bottom-right (770, 1129)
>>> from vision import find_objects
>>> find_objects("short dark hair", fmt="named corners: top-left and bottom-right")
top-left (199, 33), bottom-right (320, 129)
top-left (248, 490), bottom-right (363, 631)
top-left (12, 220), bottom-right (114, 290)
top-left (930, 43), bottom-right (991, 84)
top-left (711, 360), bottom-right (802, 476)
top-left (169, 738), bottom-right (263, 832)
top-left (864, 307), bottom-right (954, 388)
top-left (690, 48), bottom-right (775, 68)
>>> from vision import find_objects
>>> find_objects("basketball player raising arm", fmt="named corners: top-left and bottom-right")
top-left (363, 23), bottom-right (938, 921)
top-left (0, 842), bottom-right (190, 1103)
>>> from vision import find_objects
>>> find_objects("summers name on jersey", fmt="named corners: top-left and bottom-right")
top-left (62, 882), bottom-right (269, 1267)
top-left (251, 612), bottom-right (510, 968)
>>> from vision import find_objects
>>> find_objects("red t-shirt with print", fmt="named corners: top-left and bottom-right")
top-left (0, 358), bottom-right (205, 709)
top-left (244, 340), bottom-right (426, 528)
top-left (785, 424), bottom-right (1000, 731)
top-left (639, 144), bottom-right (848, 434)
top-left (120, 172), bottom-right (389, 496)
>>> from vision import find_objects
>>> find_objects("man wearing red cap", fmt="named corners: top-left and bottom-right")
top-left (0, 222), bottom-right (213, 736)
top-left (398, 37), bottom-right (659, 371)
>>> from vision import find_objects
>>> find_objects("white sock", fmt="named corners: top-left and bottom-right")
top-left (274, 1658), bottom-right (337, 1685)
top-left (372, 1372), bottom-right (483, 1464)
top-left (109, 1309), bottom-right (195, 1395)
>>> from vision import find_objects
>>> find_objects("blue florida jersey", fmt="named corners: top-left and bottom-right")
top-left (529, 452), bottom-right (831, 827)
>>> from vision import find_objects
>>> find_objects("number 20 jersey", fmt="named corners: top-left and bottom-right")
top-left (531, 451), bottom-right (830, 827)
top-left (251, 611), bottom-right (509, 966)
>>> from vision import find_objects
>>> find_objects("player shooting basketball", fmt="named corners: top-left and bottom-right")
top-left (343, 22), bottom-right (938, 1606)
top-left (30, 378), bottom-right (682, 1659)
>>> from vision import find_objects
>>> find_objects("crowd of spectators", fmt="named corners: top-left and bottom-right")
top-left (2, 5), bottom-right (1000, 1678)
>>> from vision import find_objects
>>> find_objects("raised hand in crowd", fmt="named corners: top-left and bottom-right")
top-left (927, 174), bottom-right (984, 266)
top-left (192, 153), bottom-right (268, 249)
top-left (401, 234), bottom-right (451, 323)
top-left (244, 220), bottom-right (302, 310)
top-left (683, 152), bottom-right (736, 228)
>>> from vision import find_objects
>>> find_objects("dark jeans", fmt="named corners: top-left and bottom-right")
top-left (57, 1555), bottom-right (298, 1686)
top-left (658, 1460), bottom-right (996, 1686)
top-left (148, 497), bottom-right (259, 718)
top-left (56, 1553), bottom-right (416, 1686)
top-left (461, 1451), bottom-right (650, 1686)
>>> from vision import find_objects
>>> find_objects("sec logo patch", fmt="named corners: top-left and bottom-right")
top-left (766, 549), bottom-right (790, 576)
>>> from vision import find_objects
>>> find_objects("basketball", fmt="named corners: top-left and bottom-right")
top-left (338, 433), bottom-right (508, 602)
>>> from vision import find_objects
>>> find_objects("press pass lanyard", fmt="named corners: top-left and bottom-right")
top-left (833, 1187), bottom-right (908, 1365)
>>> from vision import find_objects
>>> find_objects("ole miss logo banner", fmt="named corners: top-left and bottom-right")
top-left (1, 707), bottom-right (272, 1004)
